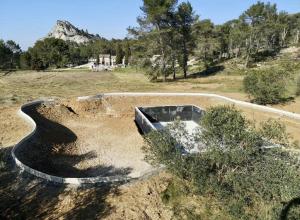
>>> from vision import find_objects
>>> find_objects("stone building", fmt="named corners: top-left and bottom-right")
top-left (89, 54), bottom-right (126, 71)
top-left (99, 54), bottom-right (126, 66)
top-left (99, 54), bottom-right (116, 66)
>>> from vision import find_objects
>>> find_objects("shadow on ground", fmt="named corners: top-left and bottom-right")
top-left (0, 70), bottom-right (16, 78)
top-left (188, 65), bottom-right (225, 78)
top-left (153, 65), bottom-right (225, 83)
top-left (280, 197), bottom-right (300, 220)
top-left (15, 103), bottom-right (132, 178)
top-left (0, 146), bottom-right (119, 219)
top-left (250, 96), bottom-right (295, 106)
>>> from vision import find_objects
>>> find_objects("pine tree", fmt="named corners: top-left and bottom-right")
top-left (139, 0), bottom-right (178, 81)
top-left (175, 2), bottom-right (197, 78)
top-left (115, 43), bottom-right (124, 65)
top-left (96, 55), bottom-right (99, 65)
top-left (124, 41), bottom-right (131, 66)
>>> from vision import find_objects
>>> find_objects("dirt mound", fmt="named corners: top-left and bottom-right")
top-left (37, 102), bottom-right (77, 122)
top-left (36, 99), bottom-right (107, 120)
top-left (105, 172), bottom-right (173, 220)
top-left (62, 99), bottom-right (106, 116)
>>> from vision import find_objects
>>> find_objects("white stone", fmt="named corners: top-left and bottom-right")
top-left (46, 20), bottom-right (101, 44)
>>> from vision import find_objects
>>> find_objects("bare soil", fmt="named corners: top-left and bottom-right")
top-left (13, 95), bottom-right (300, 180)
top-left (14, 95), bottom-right (227, 179)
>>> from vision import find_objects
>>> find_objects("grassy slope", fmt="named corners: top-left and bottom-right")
top-left (0, 68), bottom-right (245, 106)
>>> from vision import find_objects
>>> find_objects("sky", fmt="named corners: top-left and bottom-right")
top-left (1, 0), bottom-right (300, 50)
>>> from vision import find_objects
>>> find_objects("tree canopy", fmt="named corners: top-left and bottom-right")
top-left (2, 1), bottom-right (300, 76)
top-left (0, 40), bottom-right (21, 70)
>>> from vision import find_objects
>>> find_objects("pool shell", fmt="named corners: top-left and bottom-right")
top-left (135, 105), bottom-right (205, 134)
top-left (11, 92), bottom-right (300, 185)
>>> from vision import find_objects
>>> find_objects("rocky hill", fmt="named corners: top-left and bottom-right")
top-left (46, 20), bottom-right (101, 44)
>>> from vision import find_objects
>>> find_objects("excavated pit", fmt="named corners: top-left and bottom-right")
top-left (15, 95), bottom-right (300, 179)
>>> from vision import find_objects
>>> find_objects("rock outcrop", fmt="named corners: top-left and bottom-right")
top-left (46, 20), bottom-right (101, 44)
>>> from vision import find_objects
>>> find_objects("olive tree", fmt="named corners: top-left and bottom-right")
top-left (143, 105), bottom-right (300, 219)
top-left (243, 68), bottom-right (290, 104)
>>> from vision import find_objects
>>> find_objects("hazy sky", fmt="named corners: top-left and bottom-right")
top-left (1, 0), bottom-right (299, 50)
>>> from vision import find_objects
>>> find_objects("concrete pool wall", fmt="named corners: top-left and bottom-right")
top-left (12, 100), bottom-right (133, 185)
top-left (11, 92), bottom-right (300, 185)
top-left (135, 105), bottom-right (204, 134)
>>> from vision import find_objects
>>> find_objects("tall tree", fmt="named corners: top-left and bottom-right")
top-left (124, 40), bottom-right (131, 66)
top-left (20, 51), bottom-right (32, 69)
top-left (175, 2), bottom-right (197, 78)
top-left (115, 43), bottom-right (124, 64)
top-left (0, 40), bottom-right (21, 70)
top-left (240, 2), bottom-right (280, 66)
top-left (0, 40), bottom-right (12, 70)
top-left (290, 13), bottom-right (300, 44)
top-left (194, 19), bottom-right (218, 68)
top-left (28, 38), bottom-right (70, 69)
top-left (6, 40), bottom-right (21, 68)
top-left (138, 0), bottom-right (178, 81)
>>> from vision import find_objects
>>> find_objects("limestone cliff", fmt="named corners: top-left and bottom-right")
top-left (46, 20), bottom-right (101, 44)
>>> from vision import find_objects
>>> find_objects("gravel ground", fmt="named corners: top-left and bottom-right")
top-left (12, 95), bottom-right (300, 179)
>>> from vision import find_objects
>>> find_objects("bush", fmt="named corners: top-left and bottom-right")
top-left (260, 118), bottom-right (290, 146)
top-left (143, 120), bottom-right (195, 179)
top-left (144, 105), bottom-right (300, 219)
top-left (199, 105), bottom-right (249, 147)
top-left (243, 68), bottom-right (290, 104)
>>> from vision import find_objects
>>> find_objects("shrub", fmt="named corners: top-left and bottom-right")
top-left (243, 68), bottom-right (289, 104)
top-left (144, 105), bottom-right (300, 219)
top-left (199, 105), bottom-right (248, 147)
top-left (143, 120), bottom-right (195, 179)
top-left (259, 118), bottom-right (290, 146)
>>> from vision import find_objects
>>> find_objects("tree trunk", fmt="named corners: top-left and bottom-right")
top-left (294, 30), bottom-right (300, 44)
top-left (281, 27), bottom-right (288, 47)
top-left (156, 25), bottom-right (167, 82)
top-left (109, 52), bottom-right (112, 66)
top-left (183, 63), bottom-right (187, 78)
top-left (172, 56), bottom-right (176, 80)
top-left (235, 47), bottom-right (240, 58)
top-left (183, 41), bottom-right (188, 79)
top-left (161, 50), bottom-right (166, 82)
top-left (245, 36), bottom-right (252, 68)
top-left (229, 39), bottom-right (233, 58)
top-left (245, 54), bottom-right (250, 68)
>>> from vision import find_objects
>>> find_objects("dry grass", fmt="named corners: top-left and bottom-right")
top-left (0, 69), bottom-right (245, 107)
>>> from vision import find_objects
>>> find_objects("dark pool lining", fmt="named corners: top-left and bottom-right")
top-left (139, 105), bottom-right (204, 124)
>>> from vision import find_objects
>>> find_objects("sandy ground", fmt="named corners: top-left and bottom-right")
top-left (12, 95), bottom-right (300, 180)
top-left (0, 106), bottom-right (31, 147)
